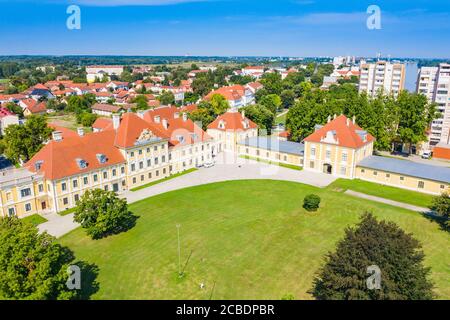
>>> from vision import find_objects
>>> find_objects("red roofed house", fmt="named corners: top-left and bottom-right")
top-left (205, 85), bottom-right (255, 111)
top-left (207, 110), bottom-right (258, 153)
top-left (19, 98), bottom-right (47, 116)
top-left (91, 103), bottom-right (124, 117)
top-left (0, 106), bottom-right (19, 135)
top-left (303, 114), bottom-right (374, 178)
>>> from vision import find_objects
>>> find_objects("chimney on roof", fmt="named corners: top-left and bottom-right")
top-left (327, 115), bottom-right (331, 123)
top-left (241, 110), bottom-right (245, 119)
top-left (182, 112), bottom-right (187, 122)
top-left (112, 114), bottom-right (120, 130)
top-left (52, 131), bottom-right (63, 142)
top-left (352, 115), bottom-right (356, 125)
top-left (346, 117), bottom-right (350, 126)
top-left (77, 127), bottom-right (84, 137)
top-left (333, 114), bottom-right (337, 120)
top-left (137, 110), bottom-right (145, 119)
top-left (154, 115), bottom-right (161, 123)
top-left (162, 118), bottom-right (168, 129)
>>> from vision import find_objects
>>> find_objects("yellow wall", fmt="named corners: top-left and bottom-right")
top-left (355, 166), bottom-right (449, 195)
top-left (238, 145), bottom-right (303, 167)
top-left (207, 128), bottom-right (258, 153)
top-left (0, 179), bottom-right (48, 218)
top-left (303, 140), bottom-right (373, 178)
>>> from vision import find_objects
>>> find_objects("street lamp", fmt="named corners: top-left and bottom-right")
top-left (176, 224), bottom-right (182, 277)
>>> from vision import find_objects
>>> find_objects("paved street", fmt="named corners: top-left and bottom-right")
top-left (125, 153), bottom-right (337, 204)
top-left (345, 190), bottom-right (430, 213)
top-left (37, 153), bottom-right (337, 238)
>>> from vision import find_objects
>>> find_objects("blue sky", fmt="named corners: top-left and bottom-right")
top-left (0, 0), bottom-right (449, 58)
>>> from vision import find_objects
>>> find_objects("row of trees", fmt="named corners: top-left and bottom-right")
top-left (286, 84), bottom-right (437, 151)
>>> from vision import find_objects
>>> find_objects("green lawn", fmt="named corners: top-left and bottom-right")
top-left (327, 178), bottom-right (435, 208)
top-left (58, 207), bottom-right (77, 216)
top-left (59, 180), bottom-right (450, 300)
top-left (275, 111), bottom-right (287, 125)
top-left (130, 168), bottom-right (198, 192)
top-left (21, 214), bottom-right (47, 226)
top-left (240, 155), bottom-right (302, 171)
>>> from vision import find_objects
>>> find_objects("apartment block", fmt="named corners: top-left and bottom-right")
top-left (416, 63), bottom-right (450, 146)
top-left (359, 61), bottom-right (406, 97)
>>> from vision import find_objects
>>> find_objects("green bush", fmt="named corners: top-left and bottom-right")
top-left (303, 194), bottom-right (321, 212)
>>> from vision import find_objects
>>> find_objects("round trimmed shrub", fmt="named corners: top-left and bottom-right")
top-left (303, 194), bottom-right (321, 212)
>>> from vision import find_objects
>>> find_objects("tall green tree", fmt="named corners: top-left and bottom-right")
top-left (260, 72), bottom-right (283, 95)
top-left (429, 193), bottom-right (450, 228)
top-left (2, 115), bottom-right (53, 164)
top-left (0, 217), bottom-right (76, 300)
top-left (74, 189), bottom-right (136, 240)
top-left (280, 89), bottom-right (295, 109)
top-left (240, 104), bottom-right (274, 134)
top-left (158, 91), bottom-right (175, 105)
top-left (396, 91), bottom-right (437, 153)
top-left (259, 94), bottom-right (281, 114)
top-left (310, 213), bottom-right (434, 300)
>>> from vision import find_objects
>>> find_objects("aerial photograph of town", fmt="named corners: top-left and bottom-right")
top-left (0, 0), bottom-right (449, 313)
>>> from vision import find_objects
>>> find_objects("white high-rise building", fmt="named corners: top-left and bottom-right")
top-left (359, 61), bottom-right (406, 97)
top-left (417, 63), bottom-right (450, 146)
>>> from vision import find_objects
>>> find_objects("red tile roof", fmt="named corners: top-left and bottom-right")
top-left (0, 107), bottom-right (14, 118)
top-left (21, 99), bottom-right (47, 114)
top-left (205, 85), bottom-right (246, 101)
top-left (207, 111), bottom-right (258, 131)
top-left (92, 118), bottom-right (113, 131)
top-left (114, 113), bottom-right (168, 148)
top-left (143, 106), bottom-right (212, 147)
top-left (92, 103), bottom-right (123, 113)
top-left (25, 130), bottom-right (126, 180)
top-left (47, 124), bottom-right (79, 139)
top-left (303, 115), bottom-right (375, 149)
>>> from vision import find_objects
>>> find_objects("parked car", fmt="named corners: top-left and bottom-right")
top-left (204, 161), bottom-right (215, 168)
top-left (421, 150), bottom-right (432, 159)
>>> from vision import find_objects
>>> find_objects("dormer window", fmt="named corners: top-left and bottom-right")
top-left (176, 135), bottom-right (185, 143)
top-left (76, 158), bottom-right (88, 169)
top-left (96, 153), bottom-right (107, 164)
top-left (34, 160), bottom-right (44, 171)
top-left (242, 120), bottom-right (249, 129)
top-left (322, 130), bottom-right (338, 144)
top-left (356, 130), bottom-right (368, 142)
top-left (219, 120), bottom-right (225, 129)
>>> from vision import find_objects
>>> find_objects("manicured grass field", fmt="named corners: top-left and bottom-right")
top-left (59, 180), bottom-right (450, 300)
top-left (328, 178), bottom-right (435, 208)
top-left (58, 207), bottom-right (77, 216)
top-left (130, 168), bottom-right (198, 191)
top-left (240, 155), bottom-right (302, 171)
top-left (21, 214), bottom-right (47, 226)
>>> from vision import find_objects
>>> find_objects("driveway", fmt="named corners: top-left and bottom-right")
top-left (125, 153), bottom-right (337, 204)
top-left (38, 153), bottom-right (337, 238)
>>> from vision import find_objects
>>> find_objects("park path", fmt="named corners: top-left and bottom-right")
top-left (38, 154), bottom-right (337, 238)
top-left (344, 190), bottom-right (430, 213)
